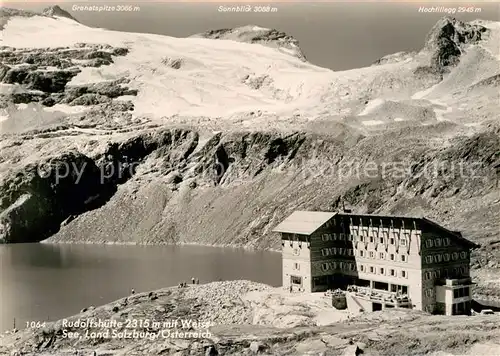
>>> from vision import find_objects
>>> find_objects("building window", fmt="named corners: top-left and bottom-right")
top-left (390, 238), bottom-right (395, 244)
top-left (379, 252), bottom-right (385, 259)
top-left (435, 238), bottom-right (442, 247)
top-left (293, 262), bottom-right (300, 270)
top-left (293, 249), bottom-right (300, 256)
top-left (360, 265), bottom-right (365, 272)
top-left (360, 250), bottom-right (365, 257)
top-left (460, 251), bottom-right (467, 259)
top-left (443, 253), bottom-right (450, 262)
top-left (390, 254), bottom-right (395, 261)
top-left (400, 239), bottom-right (407, 246)
top-left (370, 236), bottom-right (374, 243)
top-left (444, 238), bottom-right (451, 246)
top-left (340, 233), bottom-right (346, 240)
top-left (452, 252), bottom-right (459, 260)
top-left (425, 271), bottom-right (432, 280)
top-left (425, 256), bottom-right (432, 264)
top-left (322, 234), bottom-right (331, 241)
top-left (291, 276), bottom-right (302, 285)
top-left (402, 270), bottom-right (407, 278)
top-left (426, 239), bottom-right (434, 248)
top-left (369, 251), bottom-right (375, 258)
top-left (390, 269), bottom-right (396, 276)
top-left (370, 266), bottom-right (374, 273)
top-left (401, 255), bottom-right (407, 262)
top-left (380, 237), bottom-right (384, 244)
top-left (321, 263), bottom-right (330, 272)
top-left (425, 288), bottom-right (435, 297)
top-left (379, 267), bottom-right (385, 275)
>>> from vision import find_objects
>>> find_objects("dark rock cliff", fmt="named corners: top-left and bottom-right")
top-left (1, 126), bottom-right (497, 250)
top-left (423, 17), bottom-right (488, 71)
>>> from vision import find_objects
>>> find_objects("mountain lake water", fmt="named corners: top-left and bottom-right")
top-left (0, 243), bottom-right (281, 332)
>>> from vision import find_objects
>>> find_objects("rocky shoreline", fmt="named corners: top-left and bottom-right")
top-left (40, 239), bottom-right (282, 253)
top-left (1, 280), bottom-right (500, 356)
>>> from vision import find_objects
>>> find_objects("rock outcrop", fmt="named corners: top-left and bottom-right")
top-left (423, 17), bottom-right (488, 71)
top-left (0, 44), bottom-right (133, 109)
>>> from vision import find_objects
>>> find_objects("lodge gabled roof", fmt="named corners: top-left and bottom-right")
top-left (272, 211), bottom-right (336, 235)
top-left (336, 212), bottom-right (479, 249)
top-left (273, 210), bottom-right (480, 249)
top-left (420, 217), bottom-right (480, 249)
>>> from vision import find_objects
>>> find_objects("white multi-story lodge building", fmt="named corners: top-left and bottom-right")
top-left (274, 211), bottom-right (479, 316)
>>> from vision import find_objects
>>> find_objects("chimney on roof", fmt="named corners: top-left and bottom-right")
top-left (342, 200), bottom-right (352, 213)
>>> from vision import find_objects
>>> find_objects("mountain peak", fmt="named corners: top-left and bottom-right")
top-left (423, 16), bottom-right (488, 70)
top-left (42, 5), bottom-right (79, 22)
top-left (190, 25), bottom-right (307, 62)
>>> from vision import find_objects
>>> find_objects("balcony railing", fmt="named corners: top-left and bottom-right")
top-left (436, 278), bottom-right (473, 287)
top-left (347, 285), bottom-right (411, 306)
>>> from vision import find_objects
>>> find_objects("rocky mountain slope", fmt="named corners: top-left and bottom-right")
top-left (1, 281), bottom-right (500, 356)
top-left (0, 7), bottom-right (499, 292)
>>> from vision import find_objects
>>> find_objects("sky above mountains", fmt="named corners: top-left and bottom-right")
top-left (3, 1), bottom-right (499, 70)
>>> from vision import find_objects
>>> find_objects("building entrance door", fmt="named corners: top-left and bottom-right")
top-left (290, 275), bottom-right (302, 289)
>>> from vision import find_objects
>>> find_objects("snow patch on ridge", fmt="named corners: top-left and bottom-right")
top-left (359, 98), bottom-right (386, 116)
top-left (362, 120), bottom-right (384, 126)
top-left (411, 83), bottom-right (439, 100)
top-left (252, 26), bottom-right (269, 31)
top-left (44, 104), bottom-right (91, 114)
